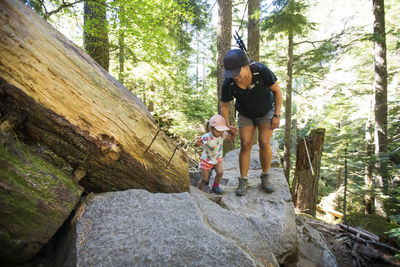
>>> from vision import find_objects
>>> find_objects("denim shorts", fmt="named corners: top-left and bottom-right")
top-left (237, 108), bottom-right (275, 128)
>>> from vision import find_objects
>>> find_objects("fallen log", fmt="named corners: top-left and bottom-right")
top-left (338, 223), bottom-right (380, 241)
top-left (317, 204), bottom-right (343, 219)
top-left (347, 233), bottom-right (400, 255)
top-left (0, 132), bottom-right (83, 263)
top-left (357, 246), bottom-right (400, 267)
top-left (0, 0), bottom-right (189, 193)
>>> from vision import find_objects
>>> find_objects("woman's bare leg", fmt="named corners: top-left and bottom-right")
top-left (239, 125), bottom-right (256, 178)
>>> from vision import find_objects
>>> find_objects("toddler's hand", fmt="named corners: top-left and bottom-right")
top-left (194, 136), bottom-right (203, 146)
top-left (228, 126), bottom-right (237, 137)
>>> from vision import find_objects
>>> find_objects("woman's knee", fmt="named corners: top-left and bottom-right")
top-left (259, 139), bottom-right (271, 150)
top-left (240, 140), bottom-right (253, 152)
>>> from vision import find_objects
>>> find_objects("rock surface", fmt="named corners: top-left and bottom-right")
top-left (62, 144), bottom-right (297, 266)
top-left (293, 215), bottom-right (338, 267)
top-left (192, 144), bottom-right (298, 264)
top-left (65, 189), bottom-right (279, 266)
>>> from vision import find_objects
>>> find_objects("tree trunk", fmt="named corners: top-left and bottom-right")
top-left (373, 0), bottom-right (388, 216)
top-left (148, 84), bottom-right (155, 112)
top-left (283, 29), bottom-right (294, 184)
top-left (337, 167), bottom-right (342, 189)
top-left (84, 0), bottom-right (109, 72)
top-left (248, 0), bottom-right (260, 145)
top-left (247, 0), bottom-right (260, 62)
top-left (217, 0), bottom-right (231, 113)
top-left (217, 0), bottom-right (235, 153)
top-left (365, 97), bottom-right (374, 214)
top-left (292, 128), bottom-right (325, 216)
top-left (0, 0), bottom-right (189, 194)
top-left (291, 119), bottom-right (297, 153)
top-left (343, 147), bottom-right (348, 223)
top-left (118, 27), bottom-right (125, 84)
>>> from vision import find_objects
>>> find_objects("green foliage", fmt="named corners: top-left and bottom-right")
top-left (261, 0), bottom-right (316, 37)
top-left (385, 228), bottom-right (400, 247)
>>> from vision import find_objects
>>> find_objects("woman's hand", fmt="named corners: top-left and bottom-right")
top-left (271, 117), bottom-right (280, 129)
top-left (228, 126), bottom-right (238, 137)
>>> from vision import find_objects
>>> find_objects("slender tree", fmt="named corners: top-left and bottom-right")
top-left (84, 0), bottom-right (109, 71)
top-left (248, 0), bottom-right (260, 145)
top-left (262, 0), bottom-right (313, 183)
top-left (365, 97), bottom-right (374, 214)
top-left (217, 0), bottom-right (234, 153)
top-left (372, 0), bottom-right (388, 216)
top-left (217, 0), bottom-right (232, 113)
top-left (284, 27), bottom-right (294, 183)
top-left (117, 3), bottom-right (126, 84)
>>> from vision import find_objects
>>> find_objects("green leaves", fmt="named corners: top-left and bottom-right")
top-left (261, 0), bottom-right (315, 37)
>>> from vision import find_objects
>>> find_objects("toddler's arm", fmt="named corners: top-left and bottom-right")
top-left (194, 136), bottom-right (204, 147)
top-left (224, 131), bottom-right (236, 141)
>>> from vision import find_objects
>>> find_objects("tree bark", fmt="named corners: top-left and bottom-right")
top-left (373, 0), bottom-right (388, 216)
top-left (247, 0), bottom-right (260, 62)
top-left (84, 0), bottom-right (109, 72)
top-left (283, 29), bottom-right (294, 184)
top-left (0, 133), bottom-right (83, 264)
top-left (337, 167), bottom-right (342, 189)
top-left (248, 0), bottom-right (260, 145)
top-left (292, 128), bottom-right (325, 216)
top-left (118, 31), bottom-right (125, 84)
top-left (217, 0), bottom-right (235, 153)
top-left (0, 0), bottom-right (189, 194)
top-left (365, 97), bottom-right (374, 214)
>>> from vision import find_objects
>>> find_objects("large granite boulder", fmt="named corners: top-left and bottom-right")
top-left (0, 133), bottom-right (82, 264)
top-left (192, 144), bottom-right (298, 264)
top-left (61, 143), bottom-right (294, 266)
top-left (63, 189), bottom-right (279, 266)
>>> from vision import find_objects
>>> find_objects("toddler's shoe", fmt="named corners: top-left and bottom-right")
top-left (211, 185), bottom-right (224, 195)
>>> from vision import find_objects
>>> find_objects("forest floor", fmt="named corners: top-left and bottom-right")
top-left (308, 219), bottom-right (400, 267)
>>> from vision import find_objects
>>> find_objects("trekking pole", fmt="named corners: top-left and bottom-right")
top-left (233, 31), bottom-right (251, 60)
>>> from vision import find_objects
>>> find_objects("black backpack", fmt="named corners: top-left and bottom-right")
top-left (229, 62), bottom-right (274, 105)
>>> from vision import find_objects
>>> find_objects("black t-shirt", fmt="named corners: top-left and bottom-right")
top-left (221, 62), bottom-right (277, 119)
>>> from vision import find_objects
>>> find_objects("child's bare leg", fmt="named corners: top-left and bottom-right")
top-left (198, 169), bottom-right (210, 189)
top-left (214, 161), bottom-right (224, 185)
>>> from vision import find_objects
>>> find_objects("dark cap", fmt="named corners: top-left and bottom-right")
top-left (223, 49), bottom-right (249, 78)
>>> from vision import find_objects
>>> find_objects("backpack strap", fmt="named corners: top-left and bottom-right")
top-left (250, 62), bottom-right (267, 86)
top-left (250, 62), bottom-right (275, 105)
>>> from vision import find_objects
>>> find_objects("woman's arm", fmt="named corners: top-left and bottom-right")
top-left (221, 101), bottom-right (237, 136)
top-left (270, 81), bottom-right (282, 129)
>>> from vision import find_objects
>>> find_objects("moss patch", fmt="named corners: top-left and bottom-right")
top-left (346, 213), bottom-right (400, 248)
top-left (0, 133), bottom-right (82, 263)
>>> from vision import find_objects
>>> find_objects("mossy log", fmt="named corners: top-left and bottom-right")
top-left (0, 0), bottom-right (189, 193)
top-left (0, 133), bottom-right (83, 263)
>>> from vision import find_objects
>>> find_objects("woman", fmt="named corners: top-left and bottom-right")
top-left (220, 49), bottom-right (283, 196)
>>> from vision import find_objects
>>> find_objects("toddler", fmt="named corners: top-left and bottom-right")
top-left (195, 114), bottom-right (234, 194)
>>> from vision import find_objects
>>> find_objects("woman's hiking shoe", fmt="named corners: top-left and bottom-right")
top-left (260, 173), bottom-right (274, 193)
top-left (211, 185), bottom-right (224, 195)
top-left (236, 178), bottom-right (248, 196)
